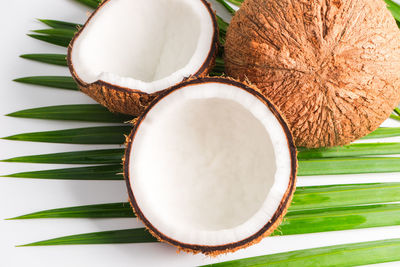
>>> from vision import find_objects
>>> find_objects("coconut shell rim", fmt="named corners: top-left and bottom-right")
top-left (66, 0), bottom-right (219, 94)
top-left (123, 77), bottom-right (298, 255)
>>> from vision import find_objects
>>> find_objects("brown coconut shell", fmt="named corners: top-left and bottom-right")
top-left (67, 0), bottom-right (219, 116)
top-left (225, 0), bottom-right (400, 148)
top-left (123, 77), bottom-right (297, 255)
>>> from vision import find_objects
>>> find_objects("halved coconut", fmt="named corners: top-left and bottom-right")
top-left (124, 77), bottom-right (297, 255)
top-left (68, 0), bottom-right (218, 115)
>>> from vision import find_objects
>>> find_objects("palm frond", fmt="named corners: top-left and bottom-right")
top-left (13, 76), bottom-right (78, 90)
top-left (6, 104), bottom-right (132, 123)
top-left (2, 126), bottom-right (131, 144)
top-left (299, 157), bottom-right (400, 176)
top-left (20, 54), bottom-right (67, 66)
top-left (18, 203), bottom-right (400, 246)
top-left (27, 34), bottom-right (71, 47)
top-left (298, 142), bottom-right (400, 159)
top-left (1, 149), bottom-right (124, 165)
top-left (9, 182), bottom-right (400, 219)
top-left (201, 238), bottom-right (400, 267)
top-left (37, 19), bottom-right (81, 30)
top-left (3, 165), bottom-right (123, 180)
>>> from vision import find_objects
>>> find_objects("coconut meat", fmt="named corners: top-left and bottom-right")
top-left (129, 83), bottom-right (292, 246)
top-left (71, 0), bottom-right (214, 93)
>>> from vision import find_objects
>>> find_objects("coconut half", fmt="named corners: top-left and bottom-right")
top-left (123, 77), bottom-right (297, 255)
top-left (225, 0), bottom-right (400, 148)
top-left (68, 0), bottom-right (218, 115)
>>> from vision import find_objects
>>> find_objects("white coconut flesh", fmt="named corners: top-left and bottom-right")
top-left (128, 82), bottom-right (293, 246)
top-left (71, 0), bottom-right (215, 93)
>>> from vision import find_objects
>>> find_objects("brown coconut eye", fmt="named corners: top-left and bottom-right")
top-left (68, 0), bottom-right (218, 115)
top-left (225, 0), bottom-right (400, 148)
top-left (124, 77), bottom-right (297, 255)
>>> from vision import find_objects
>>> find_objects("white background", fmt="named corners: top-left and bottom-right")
top-left (1, 0), bottom-right (400, 266)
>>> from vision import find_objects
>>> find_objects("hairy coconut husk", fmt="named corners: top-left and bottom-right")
top-left (68, 0), bottom-right (219, 116)
top-left (225, 0), bottom-right (400, 148)
top-left (123, 77), bottom-right (297, 255)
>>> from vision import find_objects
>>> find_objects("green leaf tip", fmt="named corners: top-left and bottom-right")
top-left (2, 164), bottom-right (123, 180)
top-left (6, 104), bottom-right (133, 123)
top-left (37, 19), bottom-right (82, 30)
top-left (18, 228), bottom-right (156, 247)
top-left (19, 53), bottom-right (68, 66)
top-left (27, 33), bottom-right (71, 47)
top-left (0, 148), bottom-right (124, 165)
top-left (1, 126), bottom-right (131, 144)
top-left (7, 202), bottom-right (134, 220)
top-left (13, 76), bottom-right (78, 90)
top-left (32, 28), bottom-right (76, 38)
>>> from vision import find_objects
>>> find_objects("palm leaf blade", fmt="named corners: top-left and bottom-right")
top-left (2, 126), bottom-right (131, 144)
top-left (1, 149), bottom-right (124, 165)
top-left (18, 203), bottom-right (400, 246)
top-left (20, 54), bottom-right (67, 66)
top-left (13, 76), bottom-right (78, 90)
top-left (32, 29), bottom-right (76, 38)
top-left (10, 182), bottom-right (400, 219)
top-left (27, 34), bottom-right (71, 47)
top-left (19, 228), bottom-right (156, 246)
top-left (6, 104), bottom-right (132, 123)
top-left (202, 238), bottom-right (400, 267)
top-left (74, 0), bottom-right (101, 9)
top-left (291, 182), bottom-right (400, 211)
top-left (298, 157), bottom-right (400, 176)
top-left (3, 165), bottom-right (123, 180)
top-left (8, 202), bottom-right (133, 220)
top-left (298, 142), bottom-right (400, 159)
top-left (38, 19), bottom-right (81, 30)
top-left (362, 127), bottom-right (400, 139)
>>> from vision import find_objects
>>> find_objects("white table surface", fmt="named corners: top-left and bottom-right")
top-left (1, 1), bottom-right (400, 266)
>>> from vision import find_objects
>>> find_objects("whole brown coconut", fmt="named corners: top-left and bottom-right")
top-left (225, 0), bottom-right (400, 148)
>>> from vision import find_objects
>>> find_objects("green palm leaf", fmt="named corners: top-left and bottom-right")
top-left (37, 19), bottom-right (81, 30)
top-left (32, 29), bottom-right (76, 38)
top-left (274, 203), bottom-right (400, 236)
top-left (225, 0), bottom-right (243, 6)
top-left (363, 127), bottom-right (400, 139)
top-left (2, 126), bottom-right (131, 144)
top-left (18, 203), bottom-right (400, 246)
top-left (391, 114), bottom-right (400, 121)
top-left (74, 0), bottom-right (102, 9)
top-left (298, 157), bottom-right (400, 176)
top-left (20, 54), bottom-right (67, 66)
top-left (215, 0), bottom-right (236, 14)
top-left (5, 157), bottom-right (400, 179)
top-left (1, 149), bottom-right (124, 165)
top-left (6, 104), bottom-right (132, 123)
top-left (298, 142), bottom-right (400, 159)
top-left (202, 238), bottom-right (400, 267)
top-left (27, 34), bottom-right (71, 47)
top-left (216, 16), bottom-right (228, 45)
top-left (3, 165), bottom-right (123, 180)
top-left (8, 202), bottom-right (133, 220)
top-left (386, 0), bottom-right (400, 22)
top-left (291, 182), bottom-right (400, 211)
top-left (13, 76), bottom-right (78, 90)
top-left (9, 182), bottom-right (400, 219)
top-left (19, 228), bottom-right (156, 247)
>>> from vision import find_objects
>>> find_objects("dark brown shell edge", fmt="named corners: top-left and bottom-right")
top-left (67, 0), bottom-right (219, 116)
top-left (123, 77), bottom-right (298, 256)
